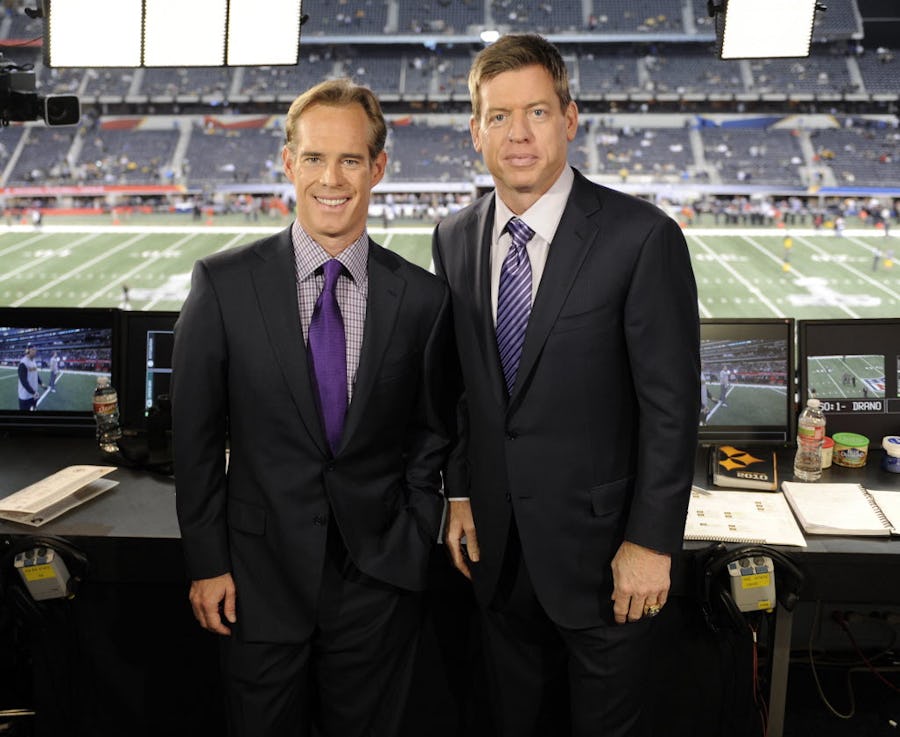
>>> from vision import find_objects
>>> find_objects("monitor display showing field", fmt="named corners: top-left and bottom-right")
top-left (799, 319), bottom-right (900, 447)
top-left (0, 308), bottom-right (118, 429)
top-left (699, 318), bottom-right (794, 446)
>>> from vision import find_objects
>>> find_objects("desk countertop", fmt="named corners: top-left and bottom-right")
top-left (0, 433), bottom-right (178, 540)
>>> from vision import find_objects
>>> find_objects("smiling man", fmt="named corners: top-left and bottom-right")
top-left (172, 79), bottom-right (455, 737)
top-left (433, 34), bottom-right (700, 737)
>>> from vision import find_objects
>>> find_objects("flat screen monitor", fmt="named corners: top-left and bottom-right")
top-left (0, 307), bottom-right (118, 430)
top-left (699, 318), bottom-right (794, 446)
top-left (118, 311), bottom-right (178, 431)
top-left (798, 318), bottom-right (900, 448)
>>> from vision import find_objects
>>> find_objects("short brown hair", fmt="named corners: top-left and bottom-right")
top-left (284, 78), bottom-right (387, 161)
top-left (468, 34), bottom-right (572, 122)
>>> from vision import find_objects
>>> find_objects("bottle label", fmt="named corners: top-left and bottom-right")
top-left (93, 392), bottom-right (118, 415)
top-left (798, 424), bottom-right (824, 443)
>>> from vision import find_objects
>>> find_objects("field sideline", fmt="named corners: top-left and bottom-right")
top-left (1, 223), bottom-right (898, 319)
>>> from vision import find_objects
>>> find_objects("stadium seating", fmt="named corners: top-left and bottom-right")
top-left (5, 126), bottom-right (76, 185)
top-left (809, 126), bottom-right (900, 186)
top-left (0, 0), bottom-right (895, 196)
top-left (397, 0), bottom-right (484, 35)
top-left (183, 125), bottom-right (283, 185)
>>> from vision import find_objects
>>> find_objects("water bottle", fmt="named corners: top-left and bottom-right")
top-left (93, 376), bottom-right (122, 453)
top-left (793, 398), bottom-right (826, 481)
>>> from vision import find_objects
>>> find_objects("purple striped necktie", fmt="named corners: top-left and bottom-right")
top-left (496, 217), bottom-right (534, 394)
top-left (308, 259), bottom-right (347, 453)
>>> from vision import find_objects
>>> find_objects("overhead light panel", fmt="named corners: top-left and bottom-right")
top-left (228, 0), bottom-right (305, 66)
top-left (44, 0), bottom-right (304, 67)
top-left (46, 0), bottom-right (142, 67)
top-left (711, 0), bottom-right (819, 60)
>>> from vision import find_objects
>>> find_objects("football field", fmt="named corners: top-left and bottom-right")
top-left (1, 222), bottom-right (898, 318)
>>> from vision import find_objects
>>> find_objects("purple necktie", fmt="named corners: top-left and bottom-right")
top-left (496, 217), bottom-right (534, 394)
top-left (308, 259), bottom-right (347, 453)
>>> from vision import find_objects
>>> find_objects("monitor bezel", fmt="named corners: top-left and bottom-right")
top-left (698, 317), bottom-right (795, 448)
top-left (118, 310), bottom-right (179, 431)
top-left (798, 317), bottom-right (900, 448)
top-left (0, 307), bottom-right (120, 431)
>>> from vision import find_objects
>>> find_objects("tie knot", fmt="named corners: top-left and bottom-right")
top-left (322, 259), bottom-right (343, 290)
top-left (506, 218), bottom-right (534, 250)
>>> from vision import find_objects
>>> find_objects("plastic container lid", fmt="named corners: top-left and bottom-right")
top-left (832, 432), bottom-right (869, 448)
top-left (883, 436), bottom-right (900, 457)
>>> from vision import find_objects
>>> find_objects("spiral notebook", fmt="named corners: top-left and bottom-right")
top-left (684, 486), bottom-right (808, 547)
top-left (780, 482), bottom-right (899, 537)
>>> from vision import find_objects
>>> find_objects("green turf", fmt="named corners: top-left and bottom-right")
top-left (0, 368), bottom-right (103, 411)
top-left (0, 221), bottom-right (897, 318)
top-left (805, 355), bottom-right (886, 399)
top-left (703, 384), bottom-right (788, 426)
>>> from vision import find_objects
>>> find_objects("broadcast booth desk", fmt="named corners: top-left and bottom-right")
top-left (2, 435), bottom-right (899, 737)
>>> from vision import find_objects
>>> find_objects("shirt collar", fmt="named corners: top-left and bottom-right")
top-left (493, 165), bottom-right (575, 245)
top-left (291, 220), bottom-right (369, 283)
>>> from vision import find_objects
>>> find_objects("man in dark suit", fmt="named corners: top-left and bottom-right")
top-left (432, 35), bottom-right (700, 737)
top-left (173, 79), bottom-right (454, 737)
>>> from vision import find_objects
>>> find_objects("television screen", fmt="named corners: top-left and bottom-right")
top-left (798, 318), bottom-right (900, 448)
top-left (118, 311), bottom-right (178, 430)
top-left (0, 308), bottom-right (118, 429)
top-left (699, 318), bottom-right (794, 446)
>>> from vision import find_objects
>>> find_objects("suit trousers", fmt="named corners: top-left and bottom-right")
top-left (480, 521), bottom-right (655, 737)
top-left (219, 519), bottom-right (423, 737)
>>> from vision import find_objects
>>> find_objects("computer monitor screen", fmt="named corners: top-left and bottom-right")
top-left (0, 307), bottom-right (118, 429)
top-left (798, 318), bottom-right (900, 448)
top-left (118, 311), bottom-right (178, 430)
top-left (699, 318), bottom-right (794, 446)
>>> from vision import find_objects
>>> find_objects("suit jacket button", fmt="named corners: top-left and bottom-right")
top-left (313, 515), bottom-right (327, 526)
top-left (504, 492), bottom-right (511, 502)
top-left (506, 432), bottom-right (517, 440)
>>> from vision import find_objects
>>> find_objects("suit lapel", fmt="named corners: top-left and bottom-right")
top-left (340, 241), bottom-right (404, 450)
top-left (250, 228), bottom-right (329, 454)
top-left (510, 172), bottom-right (603, 408)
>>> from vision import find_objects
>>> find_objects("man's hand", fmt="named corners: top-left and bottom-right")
top-left (445, 499), bottom-right (479, 579)
top-left (610, 540), bottom-right (671, 625)
top-left (189, 572), bottom-right (237, 635)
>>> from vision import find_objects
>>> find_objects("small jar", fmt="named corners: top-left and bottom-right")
top-left (882, 436), bottom-right (900, 474)
top-left (832, 432), bottom-right (869, 468)
top-left (821, 436), bottom-right (834, 469)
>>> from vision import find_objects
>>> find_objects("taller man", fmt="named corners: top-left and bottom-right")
top-left (173, 79), bottom-right (455, 737)
top-left (433, 35), bottom-right (700, 737)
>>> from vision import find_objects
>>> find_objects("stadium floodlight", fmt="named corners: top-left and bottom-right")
top-left (44, 0), bottom-right (305, 67)
top-left (709, 0), bottom-right (820, 60)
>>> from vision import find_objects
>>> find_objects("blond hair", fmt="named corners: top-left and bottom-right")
top-left (284, 78), bottom-right (387, 160)
top-left (468, 34), bottom-right (572, 122)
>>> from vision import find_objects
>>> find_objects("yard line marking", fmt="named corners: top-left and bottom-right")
top-left (77, 232), bottom-right (201, 307)
top-left (12, 233), bottom-right (149, 307)
top-left (689, 235), bottom-right (783, 316)
top-left (0, 232), bottom-right (103, 284)
top-left (795, 234), bottom-right (900, 303)
top-left (2, 224), bottom-right (441, 236)
top-left (738, 234), bottom-right (859, 319)
top-left (215, 233), bottom-right (254, 253)
top-left (0, 232), bottom-right (54, 259)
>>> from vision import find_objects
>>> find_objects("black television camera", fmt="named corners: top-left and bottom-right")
top-left (0, 63), bottom-right (79, 127)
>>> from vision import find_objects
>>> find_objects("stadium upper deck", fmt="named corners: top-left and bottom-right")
top-left (0, 0), bottom-right (895, 200)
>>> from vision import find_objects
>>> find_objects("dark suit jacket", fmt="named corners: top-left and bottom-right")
top-left (432, 169), bottom-right (700, 629)
top-left (173, 226), bottom-right (454, 642)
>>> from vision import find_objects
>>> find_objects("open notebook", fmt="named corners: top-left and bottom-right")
top-left (684, 486), bottom-right (807, 547)
top-left (0, 466), bottom-right (118, 527)
top-left (781, 482), bottom-right (899, 537)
